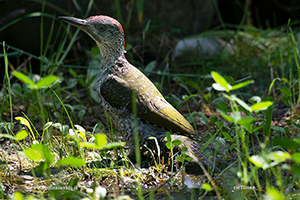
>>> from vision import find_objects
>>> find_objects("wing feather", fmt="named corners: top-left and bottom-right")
top-left (100, 64), bottom-right (196, 136)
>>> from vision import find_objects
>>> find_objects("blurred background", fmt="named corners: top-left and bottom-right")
top-left (1, 0), bottom-right (299, 76)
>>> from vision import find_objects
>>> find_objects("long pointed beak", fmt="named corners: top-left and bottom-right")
top-left (59, 16), bottom-right (87, 29)
top-left (59, 16), bottom-right (101, 45)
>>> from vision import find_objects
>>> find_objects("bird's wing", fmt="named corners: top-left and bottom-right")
top-left (100, 66), bottom-right (196, 136)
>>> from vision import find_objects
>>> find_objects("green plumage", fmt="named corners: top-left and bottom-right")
top-left (100, 62), bottom-right (196, 136)
top-left (60, 15), bottom-right (210, 168)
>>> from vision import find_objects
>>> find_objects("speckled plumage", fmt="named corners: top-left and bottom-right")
top-left (60, 15), bottom-right (208, 165)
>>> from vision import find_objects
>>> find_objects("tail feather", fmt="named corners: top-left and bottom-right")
top-left (166, 135), bottom-right (221, 172)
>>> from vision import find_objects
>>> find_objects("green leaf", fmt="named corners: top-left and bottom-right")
top-left (237, 116), bottom-right (255, 126)
top-left (231, 95), bottom-right (251, 112)
top-left (222, 132), bottom-right (233, 142)
top-left (202, 183), bottom-right (212, 191)
top-left (209, 115), bottom-right (218, 125)
top-left (77, 78), bottom-right (86, 86)
top-left (249, 155), bottom-right (269, 170)
top-left (69, 68), bottom-right (77, 77)
top-left (181, 146), bottom-right (188, 154)
top-left (15, 130), bottom-right (28, 140)
top-left (215, 121), bottom-right (224, 128)
top-left (68, 178), bottom-right (79, 187)
top-left (83, 142), bottom-right (98, 149)
top-left (250, 101), bottom-right (273, 112)
top-left (91, 45), bottom-right (100, 55)
top-left (185, 157), bottom-right (193, 162)
top-left (36, 75), bottom-right (58, 88)
top-left (279, 87), bottom-right (292, 106)
top-left (43, 122), bottom-right (53, 131)
top-left (243, 123), bottom-right (252, 132)
top-left (177, 156), bottom-right (185, 162)
top-left (218, 110), bottom-right (235, 123)
top-left (24, 148), bottom-right (43, 161)
top-left (166, 142), bottom-right (173, 149)
top-left (211, 71), bottom-right (231, 92)
top-left (86, 75), bottom-right (97, 87)
top-left (252, 125), bottom-right (264, 132)
top-left (281, 78), bottom-right (289, 85)
top-left (0, 133), bottom-right (16, 140)
top-left (266, 186), bottom-right (284, 200)
top-left (271, 126), bottom-right (286, 134)
top-left (231, 80), bottom-right (254, 91)
top-left (81, 141), bottom-right (98, 149)
top-left (15, 117), bottom-right (33, 133)
top-left (217, 102), bottom-right (227, 113)
top-left (268, 151), bottom-right (290, 164)
top-left (291, 166), bottom-right (300, 175)
top-left (15, 117), bottom-right (35, 141)
top-left (268, 78), bottom-right (281, 96)
top-left (204, 93), bottom-right (211, 102)
top-left (14, 191), bottom-right (23, 200)
top-left (279, 87), bottom-right (291, 96)
top-left (185, 81), bottom-right (200, 91)
top-left (35, 161), bottom-right (47, 174)
top-left (224, 76), bottom-right (235, 84)
top-left (193, 111), bottom-right (209, 125)
top-left (273, 138), bottom-right (300, 151)
top-left (182, 94), bottom-right (197, 100)
top-left (11, 71), bottom-right (35, 85)
top-left (292, 153), bottom-right (300, 164)
top-left (78, 110), bottom-right (86, 119)
top-left (30, 144), bottom-right (54, 166)
top-left (65, 104), bottom-right (75, 113)
top-left (56, 156), bottom-right (85, 167)
top-left (172, 139), bottom-right (182, 146)
top-left (282, 95), bottom-right (291, 107)
top-left (95, 134), bottom-right (107, 148)
top-left (166, 132), bottom-right (171, 142)
top-left (103, 142), bottom-right (125, 149)
top-left (31, 144), bottom-right (54, 165)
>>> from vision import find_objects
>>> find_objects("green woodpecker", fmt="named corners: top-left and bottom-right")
top-left (59, 15), bottom-right (209, 167)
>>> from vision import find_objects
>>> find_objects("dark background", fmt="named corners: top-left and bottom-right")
top-left (0, 0), bottom-right (299, 83)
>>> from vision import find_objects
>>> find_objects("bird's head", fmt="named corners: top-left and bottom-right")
top-left (59, 15), bottom-right (126, 63)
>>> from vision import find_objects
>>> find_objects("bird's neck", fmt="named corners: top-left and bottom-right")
top-left (97, 43), bottom-right (126, 69)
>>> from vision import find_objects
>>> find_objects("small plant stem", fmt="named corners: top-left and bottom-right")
top-left (52, 90), bottom-right (75, 130)
top-left (186, 100), bottom-right (197, 133)
top-left (105, 111), bottom-right (119, 162)
top-left (35, 89), bottom-right (46, 125)
top-left (132, 90), bottom-right (141, 167)
top-left (40, 0), bottom-right (45, 71)
top-left (3, 42), bottom-right (13, 123)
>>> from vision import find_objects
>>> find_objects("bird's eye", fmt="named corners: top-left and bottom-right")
top-left (98, 25), bottom-right (106, 32)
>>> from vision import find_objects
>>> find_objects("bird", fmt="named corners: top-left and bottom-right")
top-left (59, 15), bottom-right (210, 168)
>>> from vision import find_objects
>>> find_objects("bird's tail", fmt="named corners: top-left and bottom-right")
top-left (165, 135), bottom-right (221, 172)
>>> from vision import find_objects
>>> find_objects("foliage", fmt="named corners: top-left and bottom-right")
top-left (1, 1), bottom-right (300, 199)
